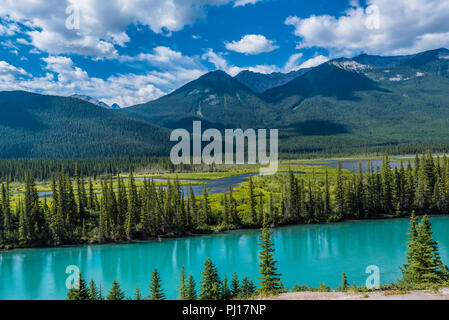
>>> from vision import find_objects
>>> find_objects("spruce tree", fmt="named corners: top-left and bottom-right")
top-left (88, 279), bottom-right (99, 300)
top-left (335, 162), bottom-right (345, 217)
top-left (107, 279), bottom-right (125, 300)
top-left (200, 258), bottom-right (221, 300)
top-left (126, 168), bottom-right (139, 240)
top-left (134, 287), bottom-right (142, 300)
top-left (77, 273), bottom-right (89, 300)
top-left (231, 272), bottom-right (240, 298)
top-left (248, 177), bottom-right (257, 224)
top-left (185, 273), bottom-right (197, 300)
top-left (149, 269), bottom-right (165, 300)
top-left (178, 266), bottom-right (187, 300)
top-left (240, 276), bottom-right (251, 299)
top-left (221, 274), bottom-right (231, 300)
top-left (402, 214), bottom-right (449, 284)
top-left (258, 214), bottom-right (281, 295)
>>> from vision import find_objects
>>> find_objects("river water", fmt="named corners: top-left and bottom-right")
top-left (1, 215), bottom-right (449, 300)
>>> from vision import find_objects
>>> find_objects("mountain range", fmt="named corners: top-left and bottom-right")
top-left (2, 48), bottom-right (449, 158)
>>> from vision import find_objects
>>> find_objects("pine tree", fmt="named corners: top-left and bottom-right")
top-left (240, 276), bottom-right (252, 299)
top-left (148, 268), bottom-right (165, 300)
top-left (381, 154), bottom-right (393, 213)
top-left (338, 272), bottom-right (348, 291)
top-left (185, 273), bottom-right (197, 300)
top-left (335, 162), bottom-right (345, 217)
top-left (231, 272), bottom-right (240, 298)
top-left (126, 168), bottom-right (139, 240)
top-left (134, 286), bottom-right (142, 300)
top-left (107, 279), bottom-right (125, 300)
top-left (178, 266), bottom-right (187, 300)
top-left (77, 273), bottom-right (89, 300)
top-left (200, 258), bottom-right (221, 300)
top-left (248, 177), bottom-right (257, 225)
top-left (416, 215), bottom-right (448, 282)
top-left (402, 214), bottom-right (449, 284)
top-left (221, 274), bottom-right (231, 300)
top-left (200, 187), bottom-right (212, 226)
top-left (88, 279), bottom-right (99, 300)
top-left (66, 273), bottom-right (89, 300)
top-left (258, 214), bottom-right (281, 295)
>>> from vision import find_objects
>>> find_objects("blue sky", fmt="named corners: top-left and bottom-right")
top-left (1, 0), bottom-right (449, 107)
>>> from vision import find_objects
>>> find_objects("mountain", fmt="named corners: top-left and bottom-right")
top-left (71, 94), bottom-right (121, 109)
top-left (4, 48), bottom-right (449, 159)
top-left (122, 70), bottom-right (275, 129)
top-left (353, 48), bottom-right (449, 68)
top-left (122, 48), bottom-right (449, 155)
top-left (0, 91), bottom-right (169, 158)
top-left (234, 69), bottom-right (310, 93)
top-left (261, 62), bottom-right (384, 103)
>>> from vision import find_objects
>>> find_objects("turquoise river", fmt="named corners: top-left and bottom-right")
top-left (1, 216), bottom-right (449, 300)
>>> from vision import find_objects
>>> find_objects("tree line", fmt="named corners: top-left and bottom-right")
top-left (2, 152), bottom-right (449, 249)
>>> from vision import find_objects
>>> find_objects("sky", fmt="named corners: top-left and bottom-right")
top-left (1, 0), bottom-right (449, 107)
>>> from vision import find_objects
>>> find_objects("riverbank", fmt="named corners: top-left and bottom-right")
top-left (267, 288), bottom-right (449, 300)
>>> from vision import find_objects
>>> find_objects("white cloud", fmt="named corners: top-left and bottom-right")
top-left (0, 0), bottom-right (263, 59)
top-left (0, 61), bottom-right (29, 76)
top-left (202, 49), bottom-right (321, 76)
top-left (202, 49), bottom-right (230, 71)
top-left (0, 45), bottom-right (209, 107)
top-left (0, 20), bottom-right (19, 36)
top-left (233, 0), bottom-right (263, 7)
top-left (285, 0), bottom-right (449, 56)
top-left (296, 55), bottom-right (329, 70)
top-left (225, 34), bottom-right (278, 55)
top-left (283, 53), bottom-right (303, 72)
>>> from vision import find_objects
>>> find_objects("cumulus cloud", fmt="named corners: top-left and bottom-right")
top-left (202, 49), bottom-right (319, 76)
top-left (0, 55), bottom-right (205, 107)
top-left (0, 61), bottom-right (29, 76)
top-left (225, 34), bottom-right (278, 55)
top-left (0, 0), bottom-right (264, 58)
top-left (233, 0), bottom-right (264, 7)
top-left (295, 55), bottom-right (329, 70)
top-left (283, 53), bottom-right (303, 72)
top-left (285, 0), bottom-right (449, 56)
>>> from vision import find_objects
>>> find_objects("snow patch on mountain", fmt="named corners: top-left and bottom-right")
top-left (71, 94), bottom-right (120, 109)
top-left (331, 60), bottom-right (372, 72)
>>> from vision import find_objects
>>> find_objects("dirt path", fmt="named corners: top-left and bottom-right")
top-left (268, 289), bottom-right (449, 300)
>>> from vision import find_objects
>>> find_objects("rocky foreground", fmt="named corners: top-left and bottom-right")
top-left (267, 289), bottom-right (449, 300)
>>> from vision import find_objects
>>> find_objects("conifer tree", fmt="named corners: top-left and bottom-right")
top-left (221, 274), bottom-right (231, 300)
top-left (134, 287), bottom-right (142, 300)
top-left (201, 187), bottom-right (212, 226)
top-left (77, 273), bottom-right (90, 300)
top-left (402, 214), bottom-right (449, 284)
top-left (107, 279), bottom-right (125, 300)
top-left (185, 273), bottom-right (197, 300)
top-left (200, 258), bottom-right (221, 300)
top-left (88, 279), bottom-right (99, 300)
top-left (240, 276), bottom-right (252, 299)
top-left (231, 272), bottom-right (240, 298)
top-left (258, 214), bottom-right (281, 295)
top-left (335, 162), bottom-right (345, 217)
top-left (149, 269), bottom-right (165, 300)
top-left (248, 177), bottom-right (257, 224)
top-left (126, 168), bottom-right (139, 240)
top-left (178, 266), bottom-right (187, 300)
